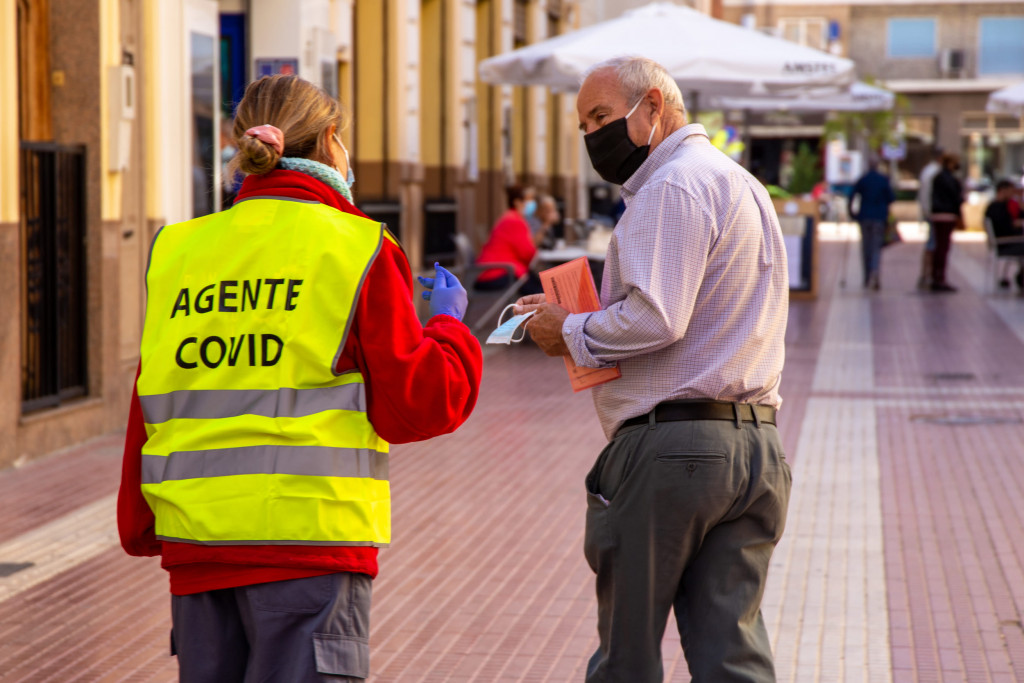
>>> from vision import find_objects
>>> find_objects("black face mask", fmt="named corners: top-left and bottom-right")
top-left (584, 99), bottom-right (657, 185)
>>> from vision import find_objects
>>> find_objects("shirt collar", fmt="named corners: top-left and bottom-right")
top-left (621, 123), bottom-right (710, 198)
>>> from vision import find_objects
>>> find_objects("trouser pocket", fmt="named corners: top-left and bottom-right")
top-left (313, 633), bottom-right (370, 678)
top-left (314, 572), bottom-right (373, 678)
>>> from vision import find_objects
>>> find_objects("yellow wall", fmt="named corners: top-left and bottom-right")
top-left (0, 0), bottom-right (18, 223)
top-left (442, 0), bottom-right (463, 172)
top-left (475, 0), bottom-right (503, 177)
top-left (354, 3), bottom-right (385, 164)
top-left (99, 0), bottom-right (122, 221)
top-left (143, 0), bottom-right (161, 221)
top-left (338, 58), bottom-right (354, 151)
top-left (420, 0), bottom-right (442, 169)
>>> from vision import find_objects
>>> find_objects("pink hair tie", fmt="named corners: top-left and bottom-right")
top-left (244, 124), bottom-right (284, 155)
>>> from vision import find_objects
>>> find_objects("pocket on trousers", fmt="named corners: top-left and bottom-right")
top-left (585, 474), bottom-right (610, 509)
top-left (656, 451), bottom-right (726, 463)
top-left (249, 574), bottom-right (333, 614)
top-left (584, 474), bottom-right (612, 573)
top-left (313, 633), bottom-right (370, 678)
top-left (594, 426), bottom-right (646, 502)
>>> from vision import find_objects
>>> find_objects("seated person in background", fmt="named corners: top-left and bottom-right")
top-left (986, 179), bottom-right (1024, 289)
top-left (476, 185), bottom-right (545, 295)
top-left (532, 195), bottom-right (562, 249)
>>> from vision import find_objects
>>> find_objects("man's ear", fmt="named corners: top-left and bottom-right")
top-left (647, 88), bottom-right (665, 122)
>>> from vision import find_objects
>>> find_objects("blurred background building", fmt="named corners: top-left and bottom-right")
top-left (720, 0), bottom-right (1024, 189)
top-left (0, 0), bottom-right (583, 466)
top-left (2, 0), bottom-right (1023, 466)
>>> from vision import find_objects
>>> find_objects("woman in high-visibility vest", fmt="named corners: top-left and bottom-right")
top-left (118, 74), bottom-right (483, 682)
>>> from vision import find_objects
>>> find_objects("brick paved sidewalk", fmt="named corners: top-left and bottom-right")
top-left (2, 225), bottom-right (1024, 682)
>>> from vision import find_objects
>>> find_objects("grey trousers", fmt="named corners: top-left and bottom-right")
top-left (584, 416), bottom-right (792, 683)
top-left (171, 572), bottom-right (372, 682)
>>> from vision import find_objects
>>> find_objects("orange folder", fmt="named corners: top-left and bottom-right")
top-left (539, 257), bottom-right (621, 392)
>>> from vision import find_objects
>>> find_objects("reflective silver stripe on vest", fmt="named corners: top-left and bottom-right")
top-left (139, 385), bottom-right (365, 424)
top-left (154, 536), bottom-right (386, 547)
top-left (142, 446), bottom-right (389, 484)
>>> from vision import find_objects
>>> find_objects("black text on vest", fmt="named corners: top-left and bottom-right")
top-left (175, 334), bottom-right (284, 370)
top-left (170, 279), bottom-right (303, 318)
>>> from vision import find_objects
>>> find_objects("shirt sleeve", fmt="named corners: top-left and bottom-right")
top-left (116, 366), bottom-right (162, 557)
top-left (348, 241), bottom-right (483, 444)
top-left (562, 180), bottom-right (711, 368)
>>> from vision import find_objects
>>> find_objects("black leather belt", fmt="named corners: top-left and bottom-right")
top-left (619, 401), bottom-right (777, 432)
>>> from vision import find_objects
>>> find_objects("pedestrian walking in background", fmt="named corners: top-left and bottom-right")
top-left (929, 153), bottom-right (965, 293)
top-left (849, 157), bottom-right (896, 290)
top-left (916, 147), bottom-right (943, 289)
top-left (117, 74), bottom-right (482, 682)
top-left (985, 179), bottom-right (1024, 290)
top-left (517, 56), bottom-right (791, 683)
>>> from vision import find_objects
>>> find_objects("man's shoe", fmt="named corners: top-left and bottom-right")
top-left (930, 283), bottom-right (957, 293)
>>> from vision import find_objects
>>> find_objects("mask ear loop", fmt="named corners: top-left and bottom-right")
top-left (510, 316), bottom-right (532, 343)
top-left (498, 304), bottom-right (516, 326)
top-left (497, 303), bottom-right (533, 343)
top-left (627, 96), bottom-right (658, 146)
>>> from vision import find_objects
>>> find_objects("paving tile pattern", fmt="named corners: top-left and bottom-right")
top-left (2, 230), bottom-right (1024, 681)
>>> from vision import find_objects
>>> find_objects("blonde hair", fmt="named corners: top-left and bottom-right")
top-left (231, 75), bottom-right (346, 176)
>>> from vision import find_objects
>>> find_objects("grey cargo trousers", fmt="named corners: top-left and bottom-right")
top-left (584, 415), bottom-right (791, 683)
top-left (171, 572), bottom-right (372, 682)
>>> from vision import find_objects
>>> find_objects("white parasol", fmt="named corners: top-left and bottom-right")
top-left (478, 2), bottom-right (856, 98)
top-left (712, 81), bottom-right (894, 113)
top-left (986, 82), bottom-right (1024, 117)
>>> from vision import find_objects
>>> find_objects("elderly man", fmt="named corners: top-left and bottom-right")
top-left (516, 57), bottom-right (791, 682)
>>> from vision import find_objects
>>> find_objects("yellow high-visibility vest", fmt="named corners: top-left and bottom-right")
top-left (137, 197), bottom-right (395, 547)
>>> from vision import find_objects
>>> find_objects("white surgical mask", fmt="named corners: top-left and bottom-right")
top-left (333, 133), bottom-right (356, 188)
top-left (486, 304), bottom-right (536, 345)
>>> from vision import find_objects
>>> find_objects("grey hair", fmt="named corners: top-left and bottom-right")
top-left (583, 56), bottom-right (687, 121)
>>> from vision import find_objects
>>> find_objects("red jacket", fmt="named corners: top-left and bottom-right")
top-left (117, 170), bottom-right (482, 596)
top-left (476, 209), bottom-right (536, 282)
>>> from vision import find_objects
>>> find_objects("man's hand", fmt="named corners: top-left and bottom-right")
top-left (513, 293), bottom-right (546, 315)
top-left (524, 303), bottom-right (570, 357)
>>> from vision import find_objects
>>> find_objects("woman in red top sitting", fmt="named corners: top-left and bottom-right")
top-left (476, 185), bottom-right (547, 295)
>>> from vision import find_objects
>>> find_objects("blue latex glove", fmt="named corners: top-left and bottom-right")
top-left (417, 263), bottom-right (468, 321)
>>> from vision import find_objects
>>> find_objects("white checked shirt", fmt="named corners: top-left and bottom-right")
top-left (563, 124), bottom-right (788, 440)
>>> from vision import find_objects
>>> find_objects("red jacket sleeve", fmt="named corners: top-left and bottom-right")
top-left (343, 240), bottom-right (482, 444)
top-left (506, 217), bottom-right (537, 267)
top-left (117, 366), bottom-right (161, 557)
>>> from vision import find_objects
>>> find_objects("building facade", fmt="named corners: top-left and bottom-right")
top-left (721, 0), bottom-right (1024, 184)
top-left (0, 0), bottom-right (582, 467)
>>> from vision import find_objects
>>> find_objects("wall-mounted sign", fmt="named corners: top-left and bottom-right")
top-left (255, 58), bottom-right (299, 78)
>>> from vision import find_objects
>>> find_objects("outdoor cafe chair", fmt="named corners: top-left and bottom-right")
top-left (449, 232), bottom-right (529, 335)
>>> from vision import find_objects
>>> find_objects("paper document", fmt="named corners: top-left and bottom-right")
top-left (538, 257), bottom-right (621, 392)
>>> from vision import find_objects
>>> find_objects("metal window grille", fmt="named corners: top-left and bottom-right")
top-left (19, 142), bottom-right (88, 413)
